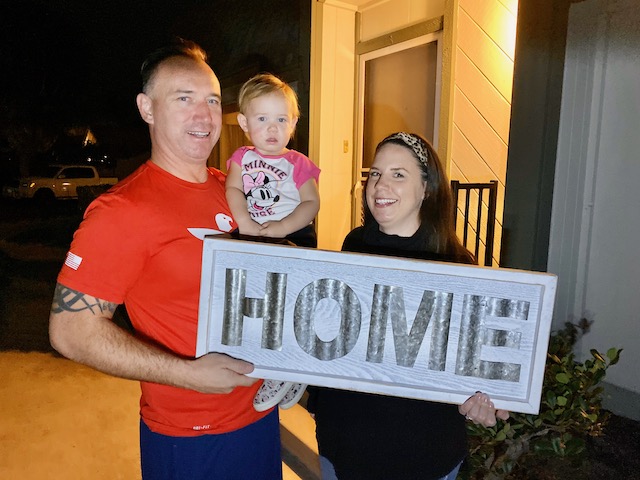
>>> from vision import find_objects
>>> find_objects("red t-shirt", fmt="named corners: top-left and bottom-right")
top-left (58, 160), bottom-right (269, 436)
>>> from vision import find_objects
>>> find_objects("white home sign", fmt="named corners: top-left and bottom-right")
top-left (196, 238), bottom-right (557, 414)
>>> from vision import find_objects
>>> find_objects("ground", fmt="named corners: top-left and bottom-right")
top-left (0, 197), bottom-right (638, 479)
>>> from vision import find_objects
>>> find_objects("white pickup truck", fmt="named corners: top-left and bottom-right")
top-left (3, 165), bottom-right (118, 201)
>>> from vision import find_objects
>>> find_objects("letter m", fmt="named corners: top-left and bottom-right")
top-left (367, 285), bottom-right (453, 369)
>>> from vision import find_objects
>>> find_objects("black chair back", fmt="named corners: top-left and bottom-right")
top-left (451, 180), bottom-right (498, 266)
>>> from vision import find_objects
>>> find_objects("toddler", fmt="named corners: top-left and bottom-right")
top-left (226, 73), bottom-right (320, 247)
top-left (226, 73), bottom-right (320, 411)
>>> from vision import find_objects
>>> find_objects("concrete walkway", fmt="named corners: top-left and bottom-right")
top-left (0, 351), bottom-right (319, 479)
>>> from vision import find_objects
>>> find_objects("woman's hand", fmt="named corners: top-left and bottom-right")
top-left (459, 392), bottom-right (510, 427)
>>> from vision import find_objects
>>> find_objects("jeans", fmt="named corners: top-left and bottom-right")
top-left (319, 455), bottom-right (462, 480)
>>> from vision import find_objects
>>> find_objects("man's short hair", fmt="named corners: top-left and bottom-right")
top-left (140, 39), bottom-right (208, 93)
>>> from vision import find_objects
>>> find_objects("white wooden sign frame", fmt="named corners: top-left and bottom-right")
top-left (196, 238), bottom-right (557, 414)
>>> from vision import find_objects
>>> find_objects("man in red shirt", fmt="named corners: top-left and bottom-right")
top-left (49, 40), bottom-right (282, 479)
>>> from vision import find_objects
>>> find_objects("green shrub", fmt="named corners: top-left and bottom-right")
top-left (462, 319), bottom-right (622, 479)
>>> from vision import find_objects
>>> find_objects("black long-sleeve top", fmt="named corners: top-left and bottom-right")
top-left (308, 223), bottom-right (469, 480)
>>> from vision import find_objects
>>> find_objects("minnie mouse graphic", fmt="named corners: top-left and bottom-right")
top-left (242, 172), bottom-right (280, 215)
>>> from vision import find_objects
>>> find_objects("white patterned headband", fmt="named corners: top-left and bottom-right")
top-left (384, 132), bottom-right (430, 167)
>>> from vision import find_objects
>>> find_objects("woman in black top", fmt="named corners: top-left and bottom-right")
top-left (308, 133), bottom-right (509, 480)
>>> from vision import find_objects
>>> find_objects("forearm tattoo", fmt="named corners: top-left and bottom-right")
top-left (51, 283), bottom-right (118, 316)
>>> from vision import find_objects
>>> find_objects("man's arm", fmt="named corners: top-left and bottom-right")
top-left (49, 282), bottom-right (257, 393)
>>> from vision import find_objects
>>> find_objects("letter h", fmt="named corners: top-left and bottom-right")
top-left (222, 268), bottom-right (287, 350)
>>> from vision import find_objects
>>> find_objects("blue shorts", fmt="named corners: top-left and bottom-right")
top-left (140, 409), bottom-right (282, 480)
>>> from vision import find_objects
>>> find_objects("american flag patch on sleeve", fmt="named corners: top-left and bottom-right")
top-left (64, 251), bottom-right (83, 270)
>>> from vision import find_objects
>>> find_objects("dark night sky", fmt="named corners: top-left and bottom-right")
top-left (1, 0), bottom-right (307, 162)
top-left (2, 0), bottom-right (211, 127)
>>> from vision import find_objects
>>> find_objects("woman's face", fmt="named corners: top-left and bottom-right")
top-left (366, 143), bottom-right (426, 237)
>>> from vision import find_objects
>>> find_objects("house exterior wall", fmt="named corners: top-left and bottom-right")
top-left (310, 0), bottom-right (517, 261)
top-left (311, 0), bottom-right (447, 251)
top-left (358, 0), bottom-right (445, 41)
top-left (310, 1), bottom-right (357, 251)
top-left (311, 0), bottom-right (638, 420)
top-left (449, 0), bottom-right (518, 265)
top-left (549, 0), bottom-right (640, 420)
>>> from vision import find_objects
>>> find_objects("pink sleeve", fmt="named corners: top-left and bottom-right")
top-left (289, 151), bottom-right (321, 189)
top-left (226, 146), bottom-right (249, 171)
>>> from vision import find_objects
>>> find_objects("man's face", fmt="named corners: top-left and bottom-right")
top-left (140, 58), bottom-right (222, 165)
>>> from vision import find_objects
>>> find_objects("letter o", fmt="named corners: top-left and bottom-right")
top-left (293, 278), bottom-right (361, 361)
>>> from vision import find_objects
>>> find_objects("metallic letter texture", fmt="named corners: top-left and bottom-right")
top-left (367, 286), bottom-right (453, 368)
top-left (222, 268), bottom-right (287, 350)
top-left (294, 278), bottom-right (361, 361)
top-left (456, 295), bottom-right (529, 382)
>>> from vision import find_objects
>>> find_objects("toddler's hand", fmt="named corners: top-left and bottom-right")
top-left (260, 221), bottom-right (289, 239)
top-left (238, 221), bottom-right (263, 237)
